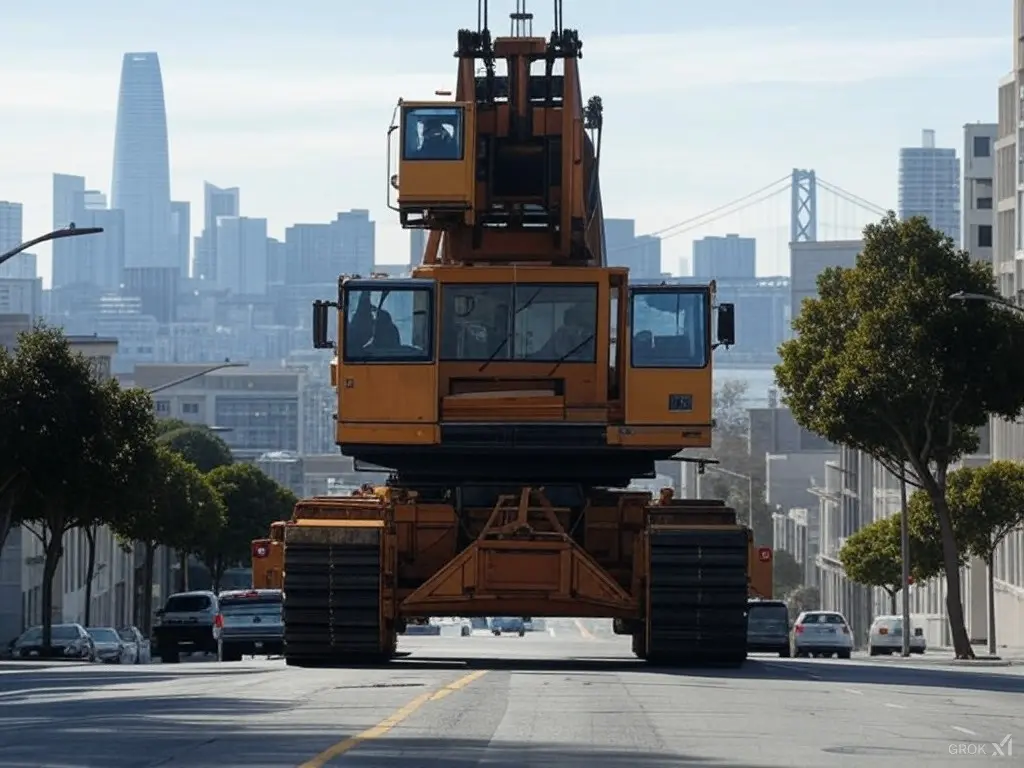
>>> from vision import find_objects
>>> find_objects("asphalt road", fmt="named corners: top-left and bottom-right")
top-left (0, 619), bottom-right (1021, 767)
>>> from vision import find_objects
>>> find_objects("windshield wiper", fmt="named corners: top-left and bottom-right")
top-left (546, 333), bottom-right (595, 377)
top-left (478, 287), bottom-right (544, 373)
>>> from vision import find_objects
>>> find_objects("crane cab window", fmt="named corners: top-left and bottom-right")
top-left (343, 285), bottom-right (433, 363)
top-left (630, 288), bottom-right (709, 368)
top-left (440, 283), bottom-right (598, 362)
top-left (403, 106), bottom-right (464, 162)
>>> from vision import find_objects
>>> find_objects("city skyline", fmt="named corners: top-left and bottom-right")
top-left (0, 1), bottom-right (1007, 287)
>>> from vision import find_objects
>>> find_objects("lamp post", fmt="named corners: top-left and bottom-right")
top-left (700, 465), bottom-right (754, 525)
top-left (0, 225), bottom-right (104, 269)
top-left (949, 291), bottom-right (1024, 315)
top-left (145, 362), bottom-right (248, 395)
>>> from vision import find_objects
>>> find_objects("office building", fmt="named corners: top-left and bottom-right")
top-left (962, 124), bottom-right (996, 261)
top-left (216, 216), bottom-right (269, 295)
top-left (171, 201), bottom-right (191, 278)
top-left (0, 202), bottom-right (31, 280)
top-left (410, 229), bottom-right (425, 267)
top-left (898, 129), bottom-right (960, 243)
top-left (692, 234), bottom-right (756, 279)
top-left (194, 183), bottom-right (240, 283)
top-left (111, 52), bottom-right (173, 270)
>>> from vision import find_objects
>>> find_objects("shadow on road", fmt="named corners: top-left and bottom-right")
top-left (0, 666), bottom-right (272, 698)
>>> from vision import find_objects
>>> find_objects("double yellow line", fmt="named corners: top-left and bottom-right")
top-left (298, 670), bottom-right (488, 767)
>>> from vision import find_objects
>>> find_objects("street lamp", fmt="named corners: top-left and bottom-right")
top-left (145, 362), bottom-right (248, 395)
top-left (699, 464), bottom-right (754, 526)
top-left (949, 290), bottom-right (1024, 315)
top-left (0, 225), bottom-right (104, 268)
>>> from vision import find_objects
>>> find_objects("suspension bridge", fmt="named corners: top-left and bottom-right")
top-left (613, 170), bottom-right (892, 373)
top-left (611, 169), bottom-right (891, 276)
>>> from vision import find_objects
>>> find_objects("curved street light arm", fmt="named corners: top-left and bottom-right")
top-left (0, 225), bottom-right (105, 268)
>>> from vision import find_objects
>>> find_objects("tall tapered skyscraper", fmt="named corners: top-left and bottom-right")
top-left (111, 52), bottom-right (173, 270)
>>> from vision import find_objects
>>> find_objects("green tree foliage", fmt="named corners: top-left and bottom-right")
top-left (111, 446), bottom-right (226, 633)
top-left (203, 464), bottom-right (297, 590)
top-left (838, 516), bottom-right (945, 614)
top-left (0, 326), bottom-right (130, 647)
top-left (775, 213), bottom-right (1024, 658)
top-left (772, 549), bottom-right (804, 598)
top-left (158, 425), bottom-right (233, 473)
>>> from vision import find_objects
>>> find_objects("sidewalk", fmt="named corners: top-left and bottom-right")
top-left (898, 645), bottom-right (1024, 667)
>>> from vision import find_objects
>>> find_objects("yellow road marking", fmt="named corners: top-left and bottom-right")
top-left (574, 618), bottom-right (595, 640)
top-left (297, 670), bottom-right (488, 767)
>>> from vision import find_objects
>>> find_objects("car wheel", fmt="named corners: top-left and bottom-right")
top-left (837, 650), bottom-right (851, 659)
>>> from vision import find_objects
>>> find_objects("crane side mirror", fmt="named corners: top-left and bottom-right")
top-left (716, 302), bottom-right (735, 348)
top-left (312, 300), bottom-right (336, 350)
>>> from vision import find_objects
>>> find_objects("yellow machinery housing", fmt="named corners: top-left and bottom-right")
top-left (283, 0), bottom-right (763, 667)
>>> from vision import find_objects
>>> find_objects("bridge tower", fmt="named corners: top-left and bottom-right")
top-left (790, 169), bottom-right (817, 243)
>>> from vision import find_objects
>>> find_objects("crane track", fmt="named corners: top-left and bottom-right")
top-left (645, 527), bottom-right (750, 666)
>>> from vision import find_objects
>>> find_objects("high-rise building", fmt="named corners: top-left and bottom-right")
top-left (334, 210), bottom-right (375, 277)
top-left (692, 234), bottom-right (756, 279)
top-left (632, 235), bottom-right (662, 279)
top-left (111, 52), bottom-right (173, 270)
top-left (962, 124), bottom-right (996, 261)
top-left (52, 174), bottom-right (125, 290)
top-left (170, 201), bottom-right (191, 277)
top-left (898, 129), bottom-right (961, 243)
top-left (0, 202), bottom-right (30, 279)
top-left (194, 183), bottom-right (240, 283)
top-left (216, 216), bottom-right (268, 295)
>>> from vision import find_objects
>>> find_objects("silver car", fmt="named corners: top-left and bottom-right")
top-left (87, 627), bottom-right (130, 664)
top-left (792, 610), bottom-right (854, 659)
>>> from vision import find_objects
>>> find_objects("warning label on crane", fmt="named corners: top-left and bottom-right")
top-left (757, 547), bottom-right (772, 562)
top-left (252, 543), bottom-right (269, 558)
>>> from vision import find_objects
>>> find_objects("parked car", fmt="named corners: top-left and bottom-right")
top-left (10, 624), bottom-right (95, 661)
top-left (792, 611), bottom-right (854, 659)
top-left (153, 591), bottom-right (220, 663)
top-left (216, 589), bottom-right (283, 661)
top-left (118, 626), bottom-right (151, 664)
top-left (746, 599), bottom-right (791, 657)
top-left (868, 615), bottom-right (926, 655)
top-left (490, 617), bottom-right (526, 637)
top-left (86, 627), bottom-right (131, 664)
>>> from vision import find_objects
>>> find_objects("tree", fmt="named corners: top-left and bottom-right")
top-left (917, 462), bottom-right (1024, 655)
top-left (77, 385), bottom-right (159, 627)
top-left (203, 464), bottom-right (296, 590)
top-left (158, 425), bottom-right (233, 474)
top-left (111, 446), bottom-right (226, 634)
top-left (775, 212), bottom-right (1024, 658)
top-left (787, 585), bottom-right (819, 619)
top-left (772, 549), bottom-right (803, 598)
top-left (839, 518), bottom-right (904, 613)
top-left (3, 326), bottom-right (119, 648)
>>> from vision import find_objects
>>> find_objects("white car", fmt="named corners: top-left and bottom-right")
top-left (792, 610), bottom-right (854, 659)
top-left (868, 615), bottom-right (926, 655)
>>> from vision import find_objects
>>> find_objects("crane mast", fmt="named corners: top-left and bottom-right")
top-left (390, 0), bottom-right (605, 268)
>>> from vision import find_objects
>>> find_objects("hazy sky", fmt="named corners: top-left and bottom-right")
top-left (0, 0), bottom-right (1011, 287)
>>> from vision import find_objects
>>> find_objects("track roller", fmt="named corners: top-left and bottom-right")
top-left (643, 527), bottom-right (749, 667)
top-left (283, 525), bottom-right (393, 666)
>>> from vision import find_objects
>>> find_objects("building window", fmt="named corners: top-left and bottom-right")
top-left (182, 403), bottom-right (199, 415)
top-left (977, 197), bottom-right (993, 210)
top-left (978, 224), bottom-right (993, 248)
top-left (155, 400), bottom-right (170, 414)
top-left (973, 135), bottom-right (991, 158)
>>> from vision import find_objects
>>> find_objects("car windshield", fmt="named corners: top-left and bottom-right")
top-left (748, 604), bottom-right (788, 624)
top-left (87, 628), bottom-right (120, 643)
top-left (221, 595), bottom-right (282, 617)
top-left (803, 613), bottom-right (845, 624)
top-left (164, 594), bottom-right (211, 613)
top-left (17, 625), bottom-right (79, 644)
top-left (117, 628), bottom-right (137, 642)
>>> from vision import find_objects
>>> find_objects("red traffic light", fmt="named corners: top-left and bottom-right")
top-left (757, 547), bottom-right (772, 563)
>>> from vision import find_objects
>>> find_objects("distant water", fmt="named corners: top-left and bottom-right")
top-left (715, 366), bottom-right (777, 408)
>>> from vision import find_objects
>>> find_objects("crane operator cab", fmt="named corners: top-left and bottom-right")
top-left (389, 102), bottom-right (476, 226)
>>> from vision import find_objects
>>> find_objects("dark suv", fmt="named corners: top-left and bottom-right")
top-left (153, 591), bottom-right (220, 663)
top-left (746, 599), bottom-right (791, 657)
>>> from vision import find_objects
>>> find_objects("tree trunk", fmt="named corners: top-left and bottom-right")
top-left (931, 491), bottom-right (974, 658)
top-left (40, 530), bottom-right (63, 649)
top-left (83, 526), bottom-right (97, 627)
top-left (887, 588), bottom-right (897, 615)
top-left (142, 543), bottom-right (156, 636)
top-left (987, 554), bottom-right (997, 657)
top-left (179, 551), bottom-right (189, 591)
top-left (212, 556), bottom-right (225, 593)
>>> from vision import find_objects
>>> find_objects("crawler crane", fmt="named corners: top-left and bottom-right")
top-left (275, 0), bottom-right (768, 667)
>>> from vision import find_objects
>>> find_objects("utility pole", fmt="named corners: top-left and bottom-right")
top-left (899, 474), bottom-right (911, 657)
